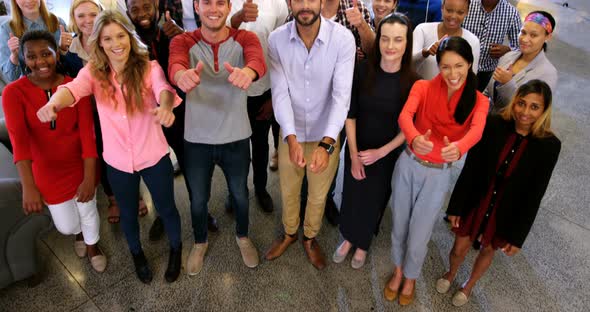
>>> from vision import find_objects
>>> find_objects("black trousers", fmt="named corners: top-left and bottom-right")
top-left (247, 90), bottom-right (273, 193)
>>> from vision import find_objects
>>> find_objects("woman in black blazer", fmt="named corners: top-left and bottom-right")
top-left (435, 80), bottom-right (561, 306)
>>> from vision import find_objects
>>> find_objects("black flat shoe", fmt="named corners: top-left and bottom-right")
top-left (165, 244), bottom-right (182, 283)
top-left (208, 213), bottom-right (219, 232)
top-left (256, 190), bottom-right (274, 213)
top-left (149, 217), bottom-right (164, 242)
top-left (132, 250), bottom-right (152, 284)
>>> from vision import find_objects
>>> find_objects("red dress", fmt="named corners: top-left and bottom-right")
top-left (453, 133), bottom-right (529, 249)
top-left (2, 76), bottom-right (97, 205)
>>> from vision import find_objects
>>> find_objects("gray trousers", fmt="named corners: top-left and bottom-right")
top-left (390, 150), bottom-right (452, 279)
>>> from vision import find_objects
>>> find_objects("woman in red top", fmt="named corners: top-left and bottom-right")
top-left (384, 36), bottom-right (489, 305)
top-left (2, 30), bottom-right (106, 272)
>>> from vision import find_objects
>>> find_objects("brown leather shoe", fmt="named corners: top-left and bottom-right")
top-left (265, 234), bottom-right (297, 261)
top-left (303, 238), bottom-right (326, 270)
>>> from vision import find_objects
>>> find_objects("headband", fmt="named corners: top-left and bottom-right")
top-left (525, 13), bottom-right (553, 34)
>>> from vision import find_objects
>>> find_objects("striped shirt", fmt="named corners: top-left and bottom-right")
top-left (462, 0), bottom-right (522, 72)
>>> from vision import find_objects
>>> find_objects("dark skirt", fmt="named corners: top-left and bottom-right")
top-left (339, 146), bottom-right (401, 250)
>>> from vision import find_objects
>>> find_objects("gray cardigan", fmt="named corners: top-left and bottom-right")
top-left (485, 50), bottom-right (557, 110)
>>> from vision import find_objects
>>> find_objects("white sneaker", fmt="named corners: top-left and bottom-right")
top-left (452, 290), bottom-right (469, 307)
top-left (187, 242), bottom-right (208, 276)
top-left (236, 237), bottom-right (259, 268)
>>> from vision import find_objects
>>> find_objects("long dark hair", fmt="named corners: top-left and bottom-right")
top-left (364, 12), bottom-right (419, 100)
top-left (436, 36), bottom-right (478, 125)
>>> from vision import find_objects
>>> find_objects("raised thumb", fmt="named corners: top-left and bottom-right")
top-left (223, 62), bottom-right (234, 73)
top-left (60, 25), bottom-right (66, 33)
top-left (9, 32), bottom-right (14, 38)
top-left (195, 61), bottom-right (204, 74)
top-left (352, 0), bottom-right (358, 8)
top-left (443, 136), bottom-right (450, 146)
top-left (246, 0), bottom-right (253, 3)
top-left (423, 129), bottom-right (432, 141)
top-left (165, 10), bottom-right (172, 22)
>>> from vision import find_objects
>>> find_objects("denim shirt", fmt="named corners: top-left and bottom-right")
top-left (0, 16), bottom-right (66, 82)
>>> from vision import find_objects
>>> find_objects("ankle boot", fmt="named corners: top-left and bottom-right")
top-left (132, 250), bottom-right (152, 284)
top-left (165, 244), bottom-right (182, 283)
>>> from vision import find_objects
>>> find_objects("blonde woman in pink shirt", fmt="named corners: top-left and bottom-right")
top-left (36, 10), bottom-right (183, 285)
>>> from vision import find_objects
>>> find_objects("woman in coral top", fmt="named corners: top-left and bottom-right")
top-left (2, 30), bottom-right (106, 272)
top-left (383, 36), bottom-right (489, 305)
top-left (36, 10), bottom-right (182, 284)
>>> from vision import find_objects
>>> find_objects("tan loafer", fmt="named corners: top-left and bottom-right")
top-left (383, 284), bottom-right (399, 301)
top-left (74, 240), bottom-right (87, 258)
top-left (236, 237), bottom-right (259, 268)
top-left (90, 254), bottom-right (107, 273)
top-left (399, 287), bottom-right (415, 306)
top-left (187, 242), bottom-right (208, 276)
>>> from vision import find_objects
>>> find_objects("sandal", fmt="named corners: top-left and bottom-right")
top-left (107, 196), bottom-right (120, 224)
top-left (138, 198), bottom-right (148, 217)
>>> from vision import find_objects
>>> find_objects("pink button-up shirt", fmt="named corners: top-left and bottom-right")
top-left (61, 61), bottom-right (182, 173)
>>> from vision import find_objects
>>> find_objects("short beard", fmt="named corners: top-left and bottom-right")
top-left (294, 11), bottom-right (320, 27)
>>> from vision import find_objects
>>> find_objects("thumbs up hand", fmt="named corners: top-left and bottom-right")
top-left (345, 0), bottom-right (363, 28)
top-left (151, 105), bottom-right (175, 128)
top-left (241, 0), bottom-right (259, 23)
top-left (224, 62), bottom-right (256, 90)
top-left (7, 33), bottom-right (19, 64)
top-left (411, 129), bottom-right (434, 155)
top-left (423, 34), bottom-right (448, 58)
top-left (441, 136), bottom-right (460, 162)
top-left (175, 61), bottom-right (204, 93)
top-left (162, 10), bottom-right (184, 38)
top-left (58, 25), bottom-right (73, 52)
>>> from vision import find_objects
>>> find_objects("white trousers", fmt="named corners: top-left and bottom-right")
top-left (46, 194), bottom-right (100, 245)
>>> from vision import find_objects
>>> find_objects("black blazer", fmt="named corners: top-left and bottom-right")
top-left (447, 115), bottom-right (561, 248)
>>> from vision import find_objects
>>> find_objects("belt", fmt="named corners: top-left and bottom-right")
top-left (404, 148), bottom-right (452, 169)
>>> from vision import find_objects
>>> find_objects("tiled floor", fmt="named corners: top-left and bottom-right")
top-left (1, 1), bottom-right (590, 311)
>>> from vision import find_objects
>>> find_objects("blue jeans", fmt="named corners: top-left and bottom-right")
top-left (184, 138), bottom-right (250, 243)
top-left (106, 155), bottom-right (182, 254)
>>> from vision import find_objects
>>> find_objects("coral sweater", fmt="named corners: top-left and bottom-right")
top-left (398, 74), bottom-right (489, 164)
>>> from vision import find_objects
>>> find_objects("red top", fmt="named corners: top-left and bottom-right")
top-left (2, 76), bottom-right (97, 204)
top-left (398, 74), bottom-right (489, 164)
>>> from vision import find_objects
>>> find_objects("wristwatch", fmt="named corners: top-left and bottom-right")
top-left (318, 141), bottom-right (335, 155)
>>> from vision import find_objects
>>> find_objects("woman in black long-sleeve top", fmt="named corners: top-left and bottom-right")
top-left (435, 80), bottom-right (561, 307)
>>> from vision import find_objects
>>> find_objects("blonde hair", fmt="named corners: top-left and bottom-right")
top-left (9, 0), bottom-right (59, 37)
top-left (500, 79), bottom-right (554, 138)
top-left (88, 10), bottom-right (150, 114)
top-left (68, 0), bottom-right (102, 35)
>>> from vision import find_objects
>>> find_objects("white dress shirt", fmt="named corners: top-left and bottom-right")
top-left (269, 17), bottom-right (356, 142)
